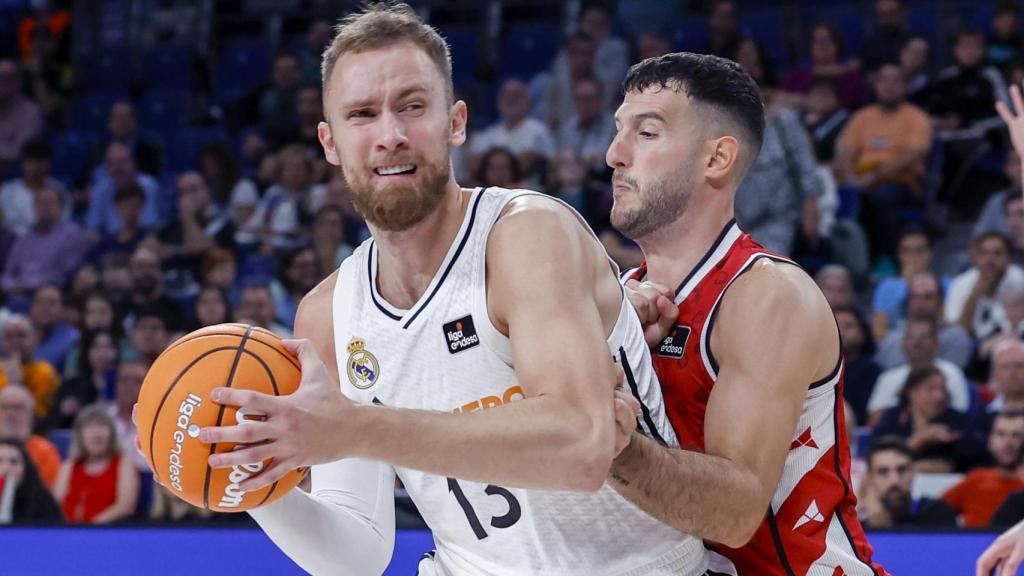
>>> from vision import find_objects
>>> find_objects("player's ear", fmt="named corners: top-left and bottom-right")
top-left (318, 121), bottom-right (341, 166)
top-left (449, 99), bottom-right (468, 147)
top-left (705, 136), bottom-right (740, 188)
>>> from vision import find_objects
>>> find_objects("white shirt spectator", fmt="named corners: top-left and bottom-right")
top-left (867, 359), bottom-right (971, 415)
top-left (468, 117), bottom-right (556, 160)
top-left (0, 176), bottom-right (67, 234)
top-left (556, 113), bottom-right (615, 172)
top-left (944, 265), bottom-right (1024, 337)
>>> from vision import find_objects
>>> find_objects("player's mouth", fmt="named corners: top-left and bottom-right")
top-left (373, 164), bottom-right (417, 177)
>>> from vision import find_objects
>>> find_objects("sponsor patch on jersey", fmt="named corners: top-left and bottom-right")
top-left (443, 315), bottom-right (480, 354)
top-left (346, 337), bottom-right (380, 389)
top-left (657, 325), bottom-right (690, 358)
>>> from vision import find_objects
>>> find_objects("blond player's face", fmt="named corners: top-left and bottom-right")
top-left (319, 43), bottom-right (467, 231)
top-left (606, 88), bottom-right (700, 239)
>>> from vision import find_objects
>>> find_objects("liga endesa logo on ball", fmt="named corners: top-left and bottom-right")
top-left (168, 393), bottom-right (203, 492)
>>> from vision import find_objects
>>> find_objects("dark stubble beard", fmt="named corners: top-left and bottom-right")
top-left (345, 147), bottom-right (451, 232)
top-left (610, 165), bottom-right (693, 240)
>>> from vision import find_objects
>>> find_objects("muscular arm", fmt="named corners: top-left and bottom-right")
top-left (349, 201), bottom-right (621, 490)
top-left (248, 279), bottom-right (397, 575)
top-left (610, 261), bottom-right (837, 547)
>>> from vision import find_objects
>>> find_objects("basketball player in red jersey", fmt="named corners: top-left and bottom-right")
top-left (605, 53), bottom-right (888, 575)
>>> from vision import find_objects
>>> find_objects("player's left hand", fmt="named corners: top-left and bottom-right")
top-left (200, 338), bottom-right (356, 492)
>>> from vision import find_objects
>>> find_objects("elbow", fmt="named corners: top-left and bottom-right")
top-left (566, 419), bottom-right (616, 492)
top-left (716, 513), bottom-right (763, 549)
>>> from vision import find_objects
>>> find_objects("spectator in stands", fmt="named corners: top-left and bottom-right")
top-left (578, 4), bottom-right (630, 97)
top-left (98, 253), bottom-right (133, 321)
top-left (980, 280), bottom-right (1024, 370)
top-left (128, 247), bottom-right (183, 333)
top-left (815, 264), bottom-right (856, 309)
top-left (0, 386), bottom-right (60, 488)
top-left (29, 284), bottom-right (79, 371)
top-left (0, 207), bottom-right (16, 277)
top-left (547, 148), bottom-right (604, 226)
top-left (0, 138), bottom-right (66, 235)
top-left (55, 404), bottom-right (138, 524)
top-left (0, 437), bottom-right (63, 523)
top-left (310, 206), bottom-right (354, 277)
top-left (259, 52), bottom-right (302, 147)
top-left (95, 100), bottom-right (163, 177)
top-left (46, 329), bottom-right (118, 431)
top-left (783, 24), bottom-right (867, 109)
top-left (974, 150), bottom-right (1022, 239)
top-left (1, 185), bottom-right (88, 300)
top-left (699, 0), bottom-right (743, 59)
top-left (873, 365), bottom-right (978, 472)
top-left (836, 62), bottom-right (933, 260)
top-left (112, 361), bottom-right (145, 472)
top-left (474, 147), bottom-right (523, 189)
top-left (123, 308), bottom-right (170, 369)
top-left (155, 171), bottom-right (235, 300)
top-left (539, 34), bottom-right (607, 132)
top-left (859, 0), bottom-right (913, 73)
top-left (317, 170), bottom-right (369, 247)
top-left (872, 228), bottom-right (939, 338)
top-left (635, 30), bottom-right (671, 62)
top-left (200, 248), bottom-right (240, 307)
top-left (198, 141), bottom-right (260, 230)
top-left (835, 305), bottom-right (882, 424)
top-left (68, 264), bottom-right (99, 305)
top-left (15, 0), bottom-right (70, 64)
top-left (733, 38), bottom-right (822, 256)
top-left (235, 284), bottom-right (291, 338)
top-left (875, 273), bottom-right (972, 371)
top-left (238, 144), bottom-right (316, 252)
top-left (0, 58), bottom-right (43, 171)
top-left (267, 83), bottom-right (323, 151)
top-left (187, 286), bottom-right (230, 331)
top-left (556, 76), bottom-right (616, 174)
top-left (925, 27), bottom-right (1009, 132)
top-left (946, 232), bottom-right (1024, 340)
top-left (900, 35), bottom-right (932, 106)
top-left (989, 341), bottom-right (1024, 416)
top-left (0, 315), bottom-right (60, 419)
top-left (800, 77), bottom-right (850, 165)
top-left (299, 18), bottom-right (334, 84)
top-left (989, 3), bottom-right (1022, 72)
top-left (61, 292), bottom-right (120, 380)
top-left (943, 411), bottom-right (1024, 527)
top-left (85, 143), bottom-right (163, 236)
top-left (23, 25), bottom-right (71, 130)
top-left (868, 317), bottom-right (971, 423)
top-left (272, 247), bottom-right (318, 329)
top-left (470, 79), bottom-right (555, 183)
top-left (860, 436), bottom-right (958, 528)
top-left (88, 183), bottom-right (150, 264)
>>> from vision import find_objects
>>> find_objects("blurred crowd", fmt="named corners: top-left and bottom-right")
top-left (2, 0), bottom-right (1024, 532)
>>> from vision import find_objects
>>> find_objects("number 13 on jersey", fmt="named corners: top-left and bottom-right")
top-left (447, 478), bottom-right (522, 540)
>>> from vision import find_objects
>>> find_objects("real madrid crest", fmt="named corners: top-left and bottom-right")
top-left (346, 337), bottom-right (380, 389)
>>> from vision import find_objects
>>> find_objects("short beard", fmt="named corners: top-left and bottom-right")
top-left (610, 168), bottom-right (692, 240)
top-left (345, 153), bottom-right (451, 232)
top-left (881, 486), bottom-right (911, 520)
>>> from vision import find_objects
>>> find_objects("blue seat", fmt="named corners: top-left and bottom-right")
top-left (79, 46), bottom-right (134, 95)
top-left (47, 428), bottom-right (73, 460)
top-left (50, 130), bottom-right (100, 185)
top-left (216, 40), bottom-right (271, 94)
top-left (500, 22), bottom-right (561, 80)
top-left (68, 92), bottom-right (123, 135)
top-left (805, 4), bottom-right (866, 58)
top-left (166, 127), bottom-right (228, 173)
top-left (143, 44), bottom-right (195, 90)
top-left (439, 26), bottom-right (479, 88)
top-left (670, 17), bottom-right (709, 53)
top-left (137, 89), bottom-right (191, 142)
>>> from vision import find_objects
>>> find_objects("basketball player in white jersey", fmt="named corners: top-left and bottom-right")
top-left (193, 5), bottom-right (734, 576)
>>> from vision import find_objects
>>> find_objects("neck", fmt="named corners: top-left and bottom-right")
top-left (879, 101), bottom-right (903, 114)
top-left (1003, 396), bottom-right (1024, 412)
top-left (371, 181), bottom-right (468, 309)
top-left (504, 116), bottom-right (526, 130)
top-left (635, 193), bottom-right (734, 291)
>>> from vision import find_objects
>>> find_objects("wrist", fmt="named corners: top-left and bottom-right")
top-left (345, 402), bottom-right (382, 460)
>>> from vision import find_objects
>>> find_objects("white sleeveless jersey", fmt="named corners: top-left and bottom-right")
top-left (331, 187), bottom-right (734, 576)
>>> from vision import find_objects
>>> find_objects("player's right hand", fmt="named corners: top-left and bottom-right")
top-left (978, 518), bottom-right (1024, 576)
top-left (997, 82), bottom-right (1024, 159)
top-left (624, 279), bottom-right (678, 348)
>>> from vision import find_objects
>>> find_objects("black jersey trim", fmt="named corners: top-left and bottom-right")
top-left (367, 241), bottom-right (403, 322)
top-left (673, 219), bottom-right (738, 297)
top-left (618, 346), bottom-right (667, 446)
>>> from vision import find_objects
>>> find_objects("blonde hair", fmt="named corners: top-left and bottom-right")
top-left (70, 403), bottom-right (121, 461)
top-left (321, 2), bottom-right (453, 102)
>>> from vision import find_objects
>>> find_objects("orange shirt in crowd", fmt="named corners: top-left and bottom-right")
top-left (836, 102), bottom-right (933, 191)
top-left (25, 434), bottom-right (61, 489)
top-left (17, 11), bottom-right (71, 61)
top-left (0, 361), bottom-right (60, 417)
top-left (942, 468), bottom-right (1024, 527)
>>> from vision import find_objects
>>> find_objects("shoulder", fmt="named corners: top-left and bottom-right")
top-left (724, 258), bottom-right (827, 316)
top-left (901, 103), bottom-right (931, 123)
top-left (492, 192), bottom-right (587, 242)
top-left (295, 270), bottom-right (338, 332)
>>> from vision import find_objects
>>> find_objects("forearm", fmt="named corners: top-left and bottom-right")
top-left (354, 396), bottom-right (613, 491)
top-left (609, 432), bottom-right (765, 547)
top-left (959, 289), bottom-right (985, 331)
top-left (249, 458), bottom-right (394, 576)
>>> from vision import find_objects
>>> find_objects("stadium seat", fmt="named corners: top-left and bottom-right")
top-left (78, 46), bottom-right (134, 95)
top-left (500, 21), bottom-right (561, 81)
top-left (912, 472), bottom-right (964, 501)
top-left (47, 428), bottom-right (73, 460)
top-left (216, 40), bottom-right (271, 95)
top-left (50, 130), bottom-right (100, 186)
top-left (68, 92), bottom-right (123, 135)
top-left (143, 44), bottom-right (195, 90)
top-left (670, 17), bottom-right (710, 53)
top-left (137, 89), bottom-right (192, 142)
top-left (438, 26), bottom-right (479, 88)
top-left (166, 127), bottom-right (228, 174)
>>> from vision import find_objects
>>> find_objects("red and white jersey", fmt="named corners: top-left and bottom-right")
top-left (628, 220), bottom-right (888, 576)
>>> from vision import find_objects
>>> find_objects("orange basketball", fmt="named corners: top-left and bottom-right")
top-left (135, 323), bottom-right (306, 512)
